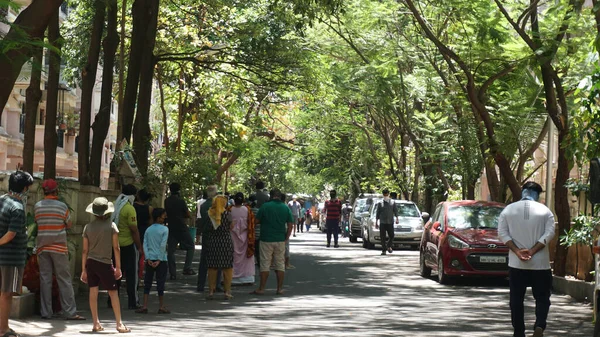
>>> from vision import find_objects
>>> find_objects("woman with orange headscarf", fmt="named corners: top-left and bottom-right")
top-left (229, 193), bottom-right (255, 285)
top-left (205, 195), bottom-right (234, 300)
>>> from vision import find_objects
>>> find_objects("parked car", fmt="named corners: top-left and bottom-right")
top-left (361, 199), bottom-right (426, 250)
top-left (348, 198), bottom-right (371, 243)
top-left (419, 200), bottom-right (508, 284)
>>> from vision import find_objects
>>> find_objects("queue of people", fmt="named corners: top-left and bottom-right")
top-left (0, 171), bottom-right (301, 335)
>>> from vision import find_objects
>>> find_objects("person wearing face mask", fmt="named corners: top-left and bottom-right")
top-left (111, 184), bottom-right (142, 310)
top-left (498, 182), bottom-right (555, 337)
top-left (376, 189), bottom-right (399, 256)
top-left (0, 171), bottom-right (33, 337)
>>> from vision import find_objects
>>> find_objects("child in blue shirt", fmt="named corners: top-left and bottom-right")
top-left (136, 208), bottom-right (169, 314)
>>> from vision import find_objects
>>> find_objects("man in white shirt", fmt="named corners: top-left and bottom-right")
top-left (195, 192), bottom-right (207, 245)
top-left (498, 182), bottom-right (555, 337)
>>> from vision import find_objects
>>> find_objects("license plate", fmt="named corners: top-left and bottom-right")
top-left (480, 256), bottom-right (506, 263)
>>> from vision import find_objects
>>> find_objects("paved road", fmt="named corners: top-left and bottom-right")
top-left (13, 231), bottom-right (594, 336)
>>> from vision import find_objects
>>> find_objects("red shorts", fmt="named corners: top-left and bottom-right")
top-left (86, 259), bottom-right (118, 290)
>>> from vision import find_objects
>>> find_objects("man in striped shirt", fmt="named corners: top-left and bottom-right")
top-left (0, 171), bottom-right (33, 337)
top-left (324, 190), bottom-right (342, 248)
top-left (34, 179), bottom-right (84, 320)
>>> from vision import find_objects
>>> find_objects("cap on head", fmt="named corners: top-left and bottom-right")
top-left (42, 179), bottom-right (59, 194)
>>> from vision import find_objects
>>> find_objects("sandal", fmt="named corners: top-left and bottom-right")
top-left (249, 290), bottom-right (264, 295)
top-left (224, 293), bottom-right (234, 300)
top-left (116, 325), bottom-right (131, 333)
top-left (135, 308), bottom-right (148, 314)
top-left (157, 307), bottom-right (171, 314)
top-left (92, 326), bottom-right (104, 332)
top-left (66, 314), bottom-right (86, 320)
top-left (206, 293), bottom-right (214, 300)
top-left (1, 329), bottom-right (21, 337)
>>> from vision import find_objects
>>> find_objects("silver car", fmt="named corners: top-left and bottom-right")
top-left (361, 199), bottom-right (426, 250)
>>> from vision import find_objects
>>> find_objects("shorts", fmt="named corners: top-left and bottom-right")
top-left (86, 259), bottom-right (118, 290)
top-left (259, 241), bottom-right (285, 272)
top-left (0, 266), bottom-right (24, 294)
top-left (285, 240), bottom-right (290, 258)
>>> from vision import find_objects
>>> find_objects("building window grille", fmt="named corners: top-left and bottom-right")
top-left (57, 129), bottom-right (64, 148)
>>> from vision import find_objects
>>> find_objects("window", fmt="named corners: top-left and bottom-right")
top-left (19, 103), bottom-right (25, 134)
top-left (57, 130), bottom-right (64, 148)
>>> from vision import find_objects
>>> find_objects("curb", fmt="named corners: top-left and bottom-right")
top-left (553, 275), bottom-right (594, 303)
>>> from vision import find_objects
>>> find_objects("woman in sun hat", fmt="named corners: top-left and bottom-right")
top-left (81, 197), bottom-right (131, 333)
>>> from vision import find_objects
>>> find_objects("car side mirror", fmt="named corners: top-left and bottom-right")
top-left (433, 222), bottom-right (442, 231)
top-left (421, 212), bottom-right (430, 223)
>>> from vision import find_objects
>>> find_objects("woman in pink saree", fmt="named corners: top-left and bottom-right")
top-left (229, 193), bottom-right (256, 285)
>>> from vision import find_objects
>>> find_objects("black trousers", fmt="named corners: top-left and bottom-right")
top-left (509, 267), bottom-right (552, 337)
top-left (326, 219), bottom-right (339, 245)
top-left (167, 227), bottom-right (195, 277)
top-left (144, 261), bottom-right (167, 296)
top-left (380, 223), bottom-right (394, 252)
top-left (117, 244), bottom-right (139, 309)
top-left (196, 234), bottom-right (221, 292)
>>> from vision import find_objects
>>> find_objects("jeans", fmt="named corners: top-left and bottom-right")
top-left (38, 252), bottom-right (77, 318)
top-left (509, 267), bottom-right (552, 337)
top-left (326, 219), bottom-right (340, 245)
top-left (144, 261), bottom-right (168, 296)
top-left (117, 244), bottom-right (139, 308)
top-left (167, 227), bottom-right (195, 277)
top-left (380, 223), bottom-right (394, 252)
top-left (197, 234), bottom-right (221, 292)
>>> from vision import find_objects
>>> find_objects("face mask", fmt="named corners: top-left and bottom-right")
top-left (384, 196), bottom-right (390, 202)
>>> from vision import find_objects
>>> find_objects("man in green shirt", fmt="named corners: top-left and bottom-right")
top-left (251, 189), bottom-right (293, 295)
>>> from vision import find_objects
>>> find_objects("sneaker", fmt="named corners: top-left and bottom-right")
top-left (169, 275), bottom-right (176, 280)
top-left (381, 252), bottom-right (386, 256)
top-left (326, 243), bottom-right (330, 248)
top-left (334, 244), bottom-right (339, 248)
top-left (183, 269), bottom-right (197, 275)
top-left (388, 247), bottom-right (393, 254)
top-left (532, 327), bottom-right (543, 337)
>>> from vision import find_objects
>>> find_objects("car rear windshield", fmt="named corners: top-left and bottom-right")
top-left (447, 206), bottom-right (503, 229)
top-left (397, 203), bottom-right (420, 217)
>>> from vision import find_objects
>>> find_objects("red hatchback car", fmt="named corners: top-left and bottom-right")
top-left (419, 200), bottom-right (508, 284)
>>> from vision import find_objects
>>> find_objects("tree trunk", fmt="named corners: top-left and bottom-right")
top-left (422, 158), bottom-right (435, 214)
top-left (22, 46), bottom-right (43, 174)
top-left (216, 153), bottom-right (239, 184)
top-left (116, 0), bottom-right (127, 148)
top-left (132, 0), bottom-right (159, 175)
top-left (90, 0), bottom-right (118, 187)
top-left (157, 67), bottom-right (169, 152)
top-left (553, 128), bottom-right (572, 276)
top-left (0, 0), bottom-right (64, 119)
top-left (411, 146), bottom-right (420, 204)
top-left (176, 69), bottom-right (185, 152)
top-left (78, 2), bottom-right (105, 185)
top-left (43, 11), bottom-right (61, 180)
top-left (122, 0), bottom-right (148, 143)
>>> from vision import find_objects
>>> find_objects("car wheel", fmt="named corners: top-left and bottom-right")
top-left (349, 235), bottom-right (358, 243)
top-left (437, 254), bottom-right (451, 285)
top-left (419, 250), bottom-right (432, 278)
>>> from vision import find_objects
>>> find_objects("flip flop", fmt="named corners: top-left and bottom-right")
top-left (1, 329), bottom-right (21, 337)
top-left (224, 293), bottom-right (234, 300)
top-left (135, 308), bottom-right (148, 314)
top-left (276, 290), bottom-right (285, 295)
top-left (116, 325), bottom-right (131, 333)
top-left (92, 326), bottom-right (105, 332)
top-left (157, 308), bottom-right (171, 314)
top-left (66, 315), bottom-right (86, 320)
top-left (249, 290), bottom-right (264, 295)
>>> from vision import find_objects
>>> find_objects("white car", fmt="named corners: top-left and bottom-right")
top-left (361, 199), bottom-right (426, 250)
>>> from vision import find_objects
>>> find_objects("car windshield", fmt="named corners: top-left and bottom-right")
top-left (356, 200), bottom-right (369, 213)
top-left (397, 203), bottom-right (420, 218)
top-left (447, 206), bottom-right (503, 229)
